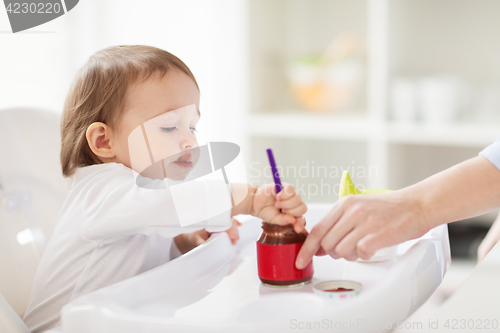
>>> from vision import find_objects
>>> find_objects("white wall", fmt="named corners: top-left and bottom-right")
top-left (0, 6), bottom-right (73, 113)
top-left (0, 0), bottom-right (250, 161)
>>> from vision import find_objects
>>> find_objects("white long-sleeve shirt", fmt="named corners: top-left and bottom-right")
top-left (23, 162), bottom-right (232, 333)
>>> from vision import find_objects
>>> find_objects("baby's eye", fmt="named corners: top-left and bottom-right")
top-left (161, 127), bottom-right (176, 133)
top-left (190, 127), bottom-right (197, 133)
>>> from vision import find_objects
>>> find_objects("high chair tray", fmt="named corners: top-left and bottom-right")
top-left (59, 204), bottom-right (450, 333)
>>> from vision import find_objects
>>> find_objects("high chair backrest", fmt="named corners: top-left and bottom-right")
top-left (0, 292), bottom-right (30, 333)
top-left (0, 108), bottom-right (69, 317)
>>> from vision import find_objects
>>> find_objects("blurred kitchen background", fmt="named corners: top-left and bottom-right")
top-left (1, 0), bottom-right (500, 327)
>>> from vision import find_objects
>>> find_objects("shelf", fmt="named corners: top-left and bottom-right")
top-left (248, 113), bottom-right (371, 141)
top-left (387, 122), bottom-right (500, 147)
top-left (249, 113), bottom-right (500, 148)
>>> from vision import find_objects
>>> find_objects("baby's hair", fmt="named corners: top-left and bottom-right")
top-left (60, 45), bottom-right (199, 177)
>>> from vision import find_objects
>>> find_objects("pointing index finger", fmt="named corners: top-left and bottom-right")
top-left (296, 203), bottom-right (344, 269)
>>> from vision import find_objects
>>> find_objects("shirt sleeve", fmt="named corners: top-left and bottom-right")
top-left (479, 138), bottom-right (500, 170)
top-left (77, 164), bottom-right (233, 244)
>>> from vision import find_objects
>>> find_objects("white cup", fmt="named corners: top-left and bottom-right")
top-left (391, 78), bottom-right (418, 123)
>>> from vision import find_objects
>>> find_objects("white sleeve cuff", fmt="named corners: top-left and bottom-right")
top-left (169, 179), bottom-right (235, 229)
top-left (170, 238), bottom-right (183, 260)
top-left (479, 138), bottom-right (500, 171)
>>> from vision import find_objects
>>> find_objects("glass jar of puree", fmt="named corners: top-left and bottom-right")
top-left (256, 222), bottom-right (314, 287)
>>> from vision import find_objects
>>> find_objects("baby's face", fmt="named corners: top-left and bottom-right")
top-left (112, 68), bottom-right (200, 180)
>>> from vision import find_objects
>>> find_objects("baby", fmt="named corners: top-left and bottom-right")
top-left (23, 45), bottom-right (306, 333)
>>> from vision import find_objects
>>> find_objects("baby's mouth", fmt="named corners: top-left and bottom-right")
top-left (173, 153), bottom-right (193, 168)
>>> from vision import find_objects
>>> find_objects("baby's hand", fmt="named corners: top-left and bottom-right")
top-left (250, 183), bottom-right (307, 233)
top-left (225, 218), bottom-right (242, 245)
top-left (174, 218), bottom-right (242, 254)
top-left (174, 229), bottom-right (210, 254)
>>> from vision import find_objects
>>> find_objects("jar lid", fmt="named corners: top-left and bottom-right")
top-left (313, 280), bottom-right (361, 299)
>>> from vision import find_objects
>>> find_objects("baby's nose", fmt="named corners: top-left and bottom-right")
top-left (181, 134), bottom-right (197, 150)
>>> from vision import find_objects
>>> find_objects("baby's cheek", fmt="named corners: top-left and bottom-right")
top-left (155, 134), bottom-right (191, 161)
top-left (128, 127), bottom-right (154, 172)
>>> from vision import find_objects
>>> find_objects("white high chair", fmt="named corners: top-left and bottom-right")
top-left (0, 108), bottom-right (69, 331)
top-left (0, 293), bottom-right (30, 333)
top-left (61, 204), bottom-right (451, 333)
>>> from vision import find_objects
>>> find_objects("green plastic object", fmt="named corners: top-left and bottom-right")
top-left (339, 171), bottom-right (392, 199)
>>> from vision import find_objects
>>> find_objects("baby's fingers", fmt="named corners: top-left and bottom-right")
top-left (282, 202), bottom-right (307, 218)
top-left (226, 228), bottom-right (239, 245)
top-left (276, 183), bottom-right (296, 201)
top-left (226, 218), bottom-right (241, 245)
top-left (293, 215), bottom-right (306, 234)
top-left (267, 211), bottom-right (297, 226)
top-left (276, 192), bottom-right (304, 210)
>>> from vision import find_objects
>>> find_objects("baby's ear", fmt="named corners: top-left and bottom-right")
top-left (86, 122), bottom-right (116, 159)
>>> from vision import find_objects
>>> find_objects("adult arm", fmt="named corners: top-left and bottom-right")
top-left (296, 155), bottom-right (500, 268)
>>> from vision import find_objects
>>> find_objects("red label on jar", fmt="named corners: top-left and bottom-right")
top-left (256, 242), bottom-right (314, 281)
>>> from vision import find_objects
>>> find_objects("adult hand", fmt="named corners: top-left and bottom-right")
top-left (296, 156), bottom-right (500, 269)
top-left (296, 191), bottom-right (429, 268)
